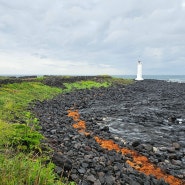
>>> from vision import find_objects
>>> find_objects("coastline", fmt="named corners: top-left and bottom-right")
top-left (31, 77), bottom-right (185, 185)
top-left (0, 76), bottom-right (184, 184)
top-left (115, 75), bottom-right (185, 83)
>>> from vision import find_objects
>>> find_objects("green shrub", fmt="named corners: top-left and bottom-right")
top-left (64, 80), bottom-right (110, 92)
top-left (10, 123), bottom-right (43, 152)
top-left (0, 119), bottom-right (14, 148)
top-left (0, 118), bottom-right (76, 184)
top-left (110, 77), bottom-right (134, 85)
top-left (36, 76), bottom-right (45, 81)
top-left (0, 119), bottom-right (42, 154)
top-left (0, 153), bottom-right (65, 185)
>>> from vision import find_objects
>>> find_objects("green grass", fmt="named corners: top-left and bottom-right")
top-left (0, 82), bottom-right (71, 185)
top-left (0, 82), bottom-right (62, 122)
top-left (63, 80), bottom-right (110, 92)
top-left (109, 77), bottom-right (134, 85)
top-left (35, 76), bottom-right (45, 81)
top-left (0, 153), bottom-right (63, 185)
top-left (0, 119), bottom-right (75, 185)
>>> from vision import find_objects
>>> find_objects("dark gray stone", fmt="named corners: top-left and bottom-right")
top-left (104, 175), bottom-right (115, 185)
top-left (167, 147), bottom-right (176, 153)
top-left (78, 168), bottom-right (86, 174)
top-left (98, 172), bottom-right (105, 184)
top-left (101, 126), bottom-right (109, 132)
top-left (171, 159), bottom-right (182, 166)
top-left (52, 153), bottom-right (72, 170)
top-left (82, 162), bottom-right (89, 168)
top-left (132, 140), bottom-right (141, 147)
top-left (172, 142), bottom-right (181, 150)
top-left (86, 175), bottom-right (97, 182)
top-left (94, 179), bottom-right (101, 185)
top-left (144, 144), bottom-right (153, 152)
top-left (50, 129), bottom-right (57, 134)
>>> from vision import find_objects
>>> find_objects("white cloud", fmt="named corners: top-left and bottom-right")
top-left (0, 0), bottom-right (185, 75)
top-left (0, 51), bottom-right (124, 75)
top-left (182, 0), bottom-right (185, 8)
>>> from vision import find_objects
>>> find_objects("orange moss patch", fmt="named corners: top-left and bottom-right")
top-left (67, 110), bottom-right (80, 121)
top-left (73, 120), bottom-right (86, 129)
top-left (67, 110), bottom-right (90, 136)
top-left (68, 109), bottom-right (184, 185)
top-left (127, 155), bottom-right (184, 185)
top-left (95, 136), bottom-right (184, 185)
top-left (94, 136), bottom-right (120, 152)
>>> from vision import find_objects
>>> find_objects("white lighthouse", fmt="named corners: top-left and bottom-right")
top-left (135, 61), bottom-right (144, 81)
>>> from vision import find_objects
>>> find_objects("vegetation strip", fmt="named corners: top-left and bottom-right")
top-left (0, 81), bottom-right (71, 185)
top-left (68, 109), bottom-right (184, 185)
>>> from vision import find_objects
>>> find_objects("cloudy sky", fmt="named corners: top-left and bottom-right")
top-left (0, 0), bottom-right (185, 75)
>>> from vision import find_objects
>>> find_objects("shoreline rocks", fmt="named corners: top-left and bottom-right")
top-left (32, 79), bottom-right (185, 184)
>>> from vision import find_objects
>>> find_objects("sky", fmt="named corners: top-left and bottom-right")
top-left (0, 0), bottom-right (185, 75)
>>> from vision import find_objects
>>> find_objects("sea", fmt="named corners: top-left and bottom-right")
top-left (115, 75), bottom-right (185, 83)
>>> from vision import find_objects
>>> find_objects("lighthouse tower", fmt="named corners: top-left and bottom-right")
top-left (135, 61), bottom-right (144, 81)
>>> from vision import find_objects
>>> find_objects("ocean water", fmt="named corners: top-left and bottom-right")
top-left (116, 75), bottom-right (185, 83)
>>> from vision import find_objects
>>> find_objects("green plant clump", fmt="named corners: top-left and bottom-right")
top-left (0, 153), bottom-right (62, 185)
top-left (0, 118), bottom-right (77, 185)
top-left (0, 119), bottom-right (42, 152)
top-left (110, 77), bottom-right (134, 85)
top-left (63, 80), bottom-right (110, 92)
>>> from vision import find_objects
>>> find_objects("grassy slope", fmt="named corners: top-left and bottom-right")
top-left (0, 82), bottom-right (67, 185)
top-left (0, 82), bottom-right (62, 122)
top-left (0, 76), bottom-right (133, 185)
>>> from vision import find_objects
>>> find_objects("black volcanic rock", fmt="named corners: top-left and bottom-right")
top-left (31, 79), bottom-right (185, 184)
top-left (52, 152), bottom-right (72, 171)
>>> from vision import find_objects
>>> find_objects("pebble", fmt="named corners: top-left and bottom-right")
top-left (86, 175), bottom-right (96, 182)
top-left (153, 147), bottom-right (159, 153)
top-left (167, 147), bottom-right (176, 153)
top-left (172, 142), bottom-right (181, 150)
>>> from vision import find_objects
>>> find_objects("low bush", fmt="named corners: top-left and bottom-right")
top-left (63, 80), bottom-right (110, 92)
top-left (0, 153), bottom-right (66, 185)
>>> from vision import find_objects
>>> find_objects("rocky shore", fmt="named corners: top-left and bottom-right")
top-left (31, 78), bottom-right (185, 185)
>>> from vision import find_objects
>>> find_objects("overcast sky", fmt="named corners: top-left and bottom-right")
top-left (0, 0), bottom-right (185, 75)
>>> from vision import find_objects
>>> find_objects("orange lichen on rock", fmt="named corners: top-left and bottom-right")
top-left (94, 136), bottom-right (120, 152)
top-left (68, 110), bottom-right (184, 185)
top-left (67, 110), bottom-right (80, 121)
top-left (67, 110), bottom-right (90, 136)
top-left (95, 136), bottom-right (184, 185)
top-left (95, 136), bottom-right (136, 155)
top-left (127, 154), bottom-right (184, 185)
top-left (73, 120), bottom-right (86, 129)
top-left (68, 110), bottom-right (86, 130)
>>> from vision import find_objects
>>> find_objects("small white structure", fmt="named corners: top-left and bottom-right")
top-left (135, 61), bottom-right (144, 81)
